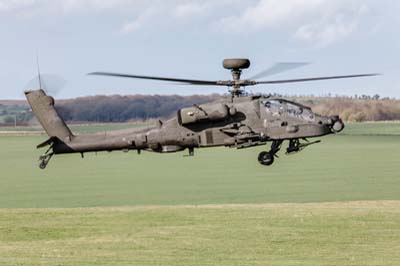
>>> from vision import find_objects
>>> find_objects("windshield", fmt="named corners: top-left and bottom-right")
top-left (263, 100), bottom-right (284, 116)
top-left (262, 100), bottom-right (315, 121)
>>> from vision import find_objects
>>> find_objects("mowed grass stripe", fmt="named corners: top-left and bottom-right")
top-left (0, 134), bottom-right (400, 207)
top-left (0, 201), bottom-right (399, 266)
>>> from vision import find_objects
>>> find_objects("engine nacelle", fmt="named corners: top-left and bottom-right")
top-left (179, 103), bottom-right (229, 125)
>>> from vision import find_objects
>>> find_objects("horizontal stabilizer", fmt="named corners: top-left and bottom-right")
top-left (36, 137), bottom-right (58, 149)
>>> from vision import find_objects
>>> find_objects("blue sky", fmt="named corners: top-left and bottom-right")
top-left (0, 0), bottom-right (399, 99)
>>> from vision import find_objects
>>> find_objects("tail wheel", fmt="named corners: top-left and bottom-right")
top-left (258, 151), bottom-right (274, 166)
top-left (39, 160), bottom-right (47, 169)
top-left (38, 152), bottom-right (54, 170)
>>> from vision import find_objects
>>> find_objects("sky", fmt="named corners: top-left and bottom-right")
top-left (0, 0), bottom-right (399, 99)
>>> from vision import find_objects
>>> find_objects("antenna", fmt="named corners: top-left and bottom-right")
top-left (36, 53), bottom-right (42, 90)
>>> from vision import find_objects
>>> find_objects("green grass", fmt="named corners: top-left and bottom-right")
top-left (0, 202), bottom-right (399, 266)
top-left (343, 122), bottom-right (400, 136)
top-left (0, 133), bottom-right (400, 208)
top-left (1, 122), bottom-right (400, 265)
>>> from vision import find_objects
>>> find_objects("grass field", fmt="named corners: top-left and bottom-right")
top-left (0, 122), bottom-right (400, 265)
top-left (1, 202), bottom-right (399, 266)
top-left (343, 122), bottom-right (400, 136)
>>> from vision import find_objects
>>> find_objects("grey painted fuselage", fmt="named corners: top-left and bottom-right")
top-left (26, 89), bottom-right (343, 157)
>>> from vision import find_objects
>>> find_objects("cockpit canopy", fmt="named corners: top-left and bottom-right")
top-left (261, 99), bottom-right (316, 122)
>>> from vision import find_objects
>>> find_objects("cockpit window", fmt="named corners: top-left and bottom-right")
top-left (287, 103), bottom-right (303, 116)
top-left (262, 100), bottom-right (315, 121)
top-left (263, 100), bottom-right (284, 116)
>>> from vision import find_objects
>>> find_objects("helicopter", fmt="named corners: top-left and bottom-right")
top-left (25, 58), bottom-right (379, 169)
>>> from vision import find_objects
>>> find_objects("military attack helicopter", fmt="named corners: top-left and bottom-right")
top-left (25, 58), bottom-right (379, 169)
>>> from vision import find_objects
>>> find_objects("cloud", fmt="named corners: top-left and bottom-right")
top-left (0, 0), bottom-right (147, 15)
top-left (217, 0), bottom-right (373, 46)
top-left (118, 1), bottom-right (198, 34)
top-left (0, 0), bottom-right (375, 45)
top-left (0, 0), bottom-right (38, 15)
top-left (294, 5), bottom-right (369, 46)
top-left (59, 0), bottom-right (146, 11)
top-left (172, 2), bottom-right (205, 19)
top-left (218, 0), bottom-right (325, 31)
top-left (120, 8), bottom-right (158, 34)
top-left (0, 0), bottom-right (35, 12)
top-left (119, 0), bottom-right (238, 34)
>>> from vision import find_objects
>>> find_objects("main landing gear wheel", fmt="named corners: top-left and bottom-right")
top-left (257, 140), bottom-right (283, 166)
top-left (258, 151), bottom-right (274, 166)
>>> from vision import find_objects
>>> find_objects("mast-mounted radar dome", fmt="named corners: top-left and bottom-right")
top-left (223, 58), bottom-right (251, 70)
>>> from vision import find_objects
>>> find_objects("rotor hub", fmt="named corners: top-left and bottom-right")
top-left (222, 59), bottom-right (251, 97)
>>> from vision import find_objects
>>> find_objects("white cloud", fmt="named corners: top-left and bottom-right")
top-left (117, 1), bottom-right (200, 33)
top-left (0, 0), bottom-right (376, 45)
top-left (120, 8), bottom-right (158, 34)
top-left (295, 5), bottom-right (369, 46)
top-left (0, 0), bottom-right (38, 15)
top-left (59, 0), bottom-right (144, 11)
top-left (218, 0), bottom-right (325, 32)
top-left (0, 0), bottom-right (35, 11)
top-left (119, 0), bottom-right (238, 33)
top-left (173, 2), bottom-right (204, 19)
top-left (217, 0), bottom-right (373, 46)
top-left (0, 0), bottom-right (147, 15)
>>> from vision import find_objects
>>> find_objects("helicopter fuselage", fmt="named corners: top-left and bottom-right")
top-left (52, 94), bottom-right (343, 155)
top-left (25, 89), bottom-right (344, 168)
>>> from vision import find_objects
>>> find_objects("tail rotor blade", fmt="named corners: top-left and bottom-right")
top-left (24, 74), bottom-right (66, 96)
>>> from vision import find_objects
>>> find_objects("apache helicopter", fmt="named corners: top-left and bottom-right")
top-left (26, 58), bottom-right (378, 169)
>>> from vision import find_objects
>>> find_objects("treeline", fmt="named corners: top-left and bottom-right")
top-left (2, 94), bottom-right (400, 125)
top-left (55, 93), bottom-right (400, 123)
top-left (55, 94), bottom-right (221, 122)
top-left (305, 97), bottom-right (400, 122)
top-left (0, 104), bottom-right (32, 125)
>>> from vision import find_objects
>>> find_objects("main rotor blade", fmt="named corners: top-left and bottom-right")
top-left (248, 62), bottom-right (310, 80)
top-left (255, 73), bottom-right (380, 85)
top-left (89, 72), bottom-right (221, 86)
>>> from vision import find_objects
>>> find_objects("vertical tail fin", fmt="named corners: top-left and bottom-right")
top-left (25, 89), bottom-right (73, 141)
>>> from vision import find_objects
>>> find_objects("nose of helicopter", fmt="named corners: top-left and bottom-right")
top-left (326, 115), bottom-right (344, 133)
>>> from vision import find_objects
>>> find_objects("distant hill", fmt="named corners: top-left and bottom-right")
top-left (1, 94), bottom-right (400, 125)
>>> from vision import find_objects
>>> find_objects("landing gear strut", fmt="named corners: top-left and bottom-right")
top-left (286, 139), bottom-right (321, 154)
top-left (188, 147), bottom-right (194, 156)
top-left (38, 145), bottom-right (54, 169)
top-left (258, 140), bottom-right (283, 166)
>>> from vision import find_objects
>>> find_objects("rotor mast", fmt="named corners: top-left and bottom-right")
top-left (222, 58), bottom-right (250, 97)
